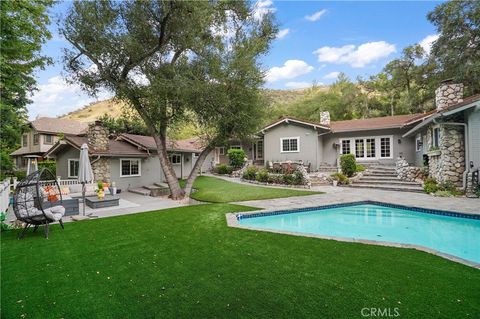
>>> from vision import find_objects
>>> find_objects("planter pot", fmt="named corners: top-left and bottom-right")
top-left (332, 180), bottom-right (338, 187)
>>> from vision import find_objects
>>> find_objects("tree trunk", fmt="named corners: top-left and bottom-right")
top-left (184, 144), bottom-right (214, 196)
top-left (152, 134), bottom-right (184, 200)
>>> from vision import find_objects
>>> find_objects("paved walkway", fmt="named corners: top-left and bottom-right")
top-left (235, 184), bottom-right (480, 215)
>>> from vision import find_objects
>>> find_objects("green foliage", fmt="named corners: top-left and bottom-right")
top-left (330, 172), bottom-right (350, 185)
top-left (340, 154), bottom-right (357, 177)
top-left (214, 164), bottom-right (233, 175)
top-left (282, 174), bottom-right (295, 185)
top-left (475, 185), bottom-right (480, 198)
top-left (97, 181), bottom-right (104, 190)
top-left (0, 212), bottom-right (11, 231)
top-left (242, 166), bottom-right (258, 180)
top-left (227, 149), bottom-right (246, 169)
top-left (13, 170), bottom-right (27, 181)
top-left (38, 160), bottom-right (56, 176)
top-left (355, 164), bottom-right (366, 172)
top-left (255, 168), bottom-right (269, 183)
top-left (293, 170), bottom-right (305, 185)
top-left (98, 113), bottom-right (149, 136)
top-left (423, 178), bottom-right (439, 193)
top-left (0, 0), bottom-right (53, 176)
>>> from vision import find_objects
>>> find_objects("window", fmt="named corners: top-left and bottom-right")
top-left (230, 145), bottom-right (242, 150)
top-left (68, 159), bottom-right (79, 178)
top-left (280, 137), bottom-right (299, 153)
top-left (380, 137), bottom-right (391, 158)
top-left (256, 140), bottom-right (263, 159)
top-left (33, 134), bottom-right (39, 145)
top-left (169, 154), bottom-right (181, 165)
top-left (355, 139), bottom-right (364, 158)
top-left (415, 135), bottom-right (422, 152)
top-left (432, 127), bottom-right (440, 148)
top-left (341, 140), bottom-right (351, 155)
top-left (22, 134), bottom-right (28, 147)
top-left (44, 134), bottom-right (54, 145)
top-left (120, 159), bottom-right (141, 177)
top-left (366, 138), bottom-right (376, 158)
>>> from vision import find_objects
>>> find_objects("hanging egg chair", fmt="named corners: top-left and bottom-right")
top-left (13, 167), bottom-right (65, 239)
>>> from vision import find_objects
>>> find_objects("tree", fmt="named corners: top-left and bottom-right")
top-left (428, 0), bottom-right (480, 95)
top-left (0, 0), bottom-right (53, 176)
top-left (62, 0), bottom-right (275, 199)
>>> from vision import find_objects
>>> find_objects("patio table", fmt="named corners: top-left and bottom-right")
top-left (85, 195), bottom-right (120, 209)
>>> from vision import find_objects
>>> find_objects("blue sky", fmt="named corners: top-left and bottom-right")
top-left (29, 0), bottom-right (441, 119)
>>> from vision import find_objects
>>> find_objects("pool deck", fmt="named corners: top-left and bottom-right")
top-left (234, 184), bottom-right (480, 215)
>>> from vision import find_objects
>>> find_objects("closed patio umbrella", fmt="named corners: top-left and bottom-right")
top-left (78, 143), bottom-right (94, 216)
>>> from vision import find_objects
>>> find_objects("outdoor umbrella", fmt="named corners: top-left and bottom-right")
top-left (78, 143), bottom-right (94, 216)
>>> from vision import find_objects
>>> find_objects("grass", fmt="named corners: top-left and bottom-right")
top-left (2, 204), bottom-right (480, 318)
top-left (188, 175), bottom-right (321, 203)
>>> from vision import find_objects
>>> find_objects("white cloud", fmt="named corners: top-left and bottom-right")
top-left (305, 9), bottom-right (327, 22)
top-left (313, 41), bottom-right (396, 68)
top-left (253, 0), bottom-right (276, 21)
top-left (28, 75), bottom-right (112, 119)
top-left (265, 60), bottom-right (314, 82)
top-left (277, 28), bottom-right (290, 39)
top-left (285, 81), bottom-right (312, 89)
top-left (419, 34), bottom-right (439, 54)
top-left (323, 71), bottom-right (340, 79)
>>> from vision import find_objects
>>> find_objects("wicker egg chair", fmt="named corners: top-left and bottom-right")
top-left (13, 168), bottom-right (65, 239)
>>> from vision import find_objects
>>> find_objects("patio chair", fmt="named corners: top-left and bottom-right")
top-left (13, 168), bottom-right (65, 239)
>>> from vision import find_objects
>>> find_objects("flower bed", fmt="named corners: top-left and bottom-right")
top-left (241, 165), bottom-right (311, 188)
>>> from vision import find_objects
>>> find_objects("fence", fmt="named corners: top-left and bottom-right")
top-left (0, 179), bottom-right (11, 214)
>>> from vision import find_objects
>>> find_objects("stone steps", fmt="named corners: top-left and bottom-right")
top-left (349, 165), bottom-right (424, 193)
top-left (352, 179), bottom-right (420, 186)
top-left (128, 187), bottom-right (151, 196)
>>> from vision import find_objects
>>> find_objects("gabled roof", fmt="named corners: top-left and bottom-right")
top-left (329, 113), bottom-right (428, 133)
top-left (403, 94), bottom-right (480, 137)
top-left (259, 116), bottom-right (330, 133)
top-left (31, 117), bottom-right (88, 135)
top-left (118, 133), bottom-right (204, 153)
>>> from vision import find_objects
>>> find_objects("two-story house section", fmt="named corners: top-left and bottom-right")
top-left (10, 117), bottom-right (88, 170)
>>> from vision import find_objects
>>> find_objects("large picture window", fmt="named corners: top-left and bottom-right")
top-left (120, 159), bottom-right (141, 177)
top-left (380, 137), bottom-right (391, 158)
top-left (68, 159), bottom-right (79, 178)
top-left (355, 139), bottom-right (364, 158)
top-left (280, 137), bottom-right (299, 153)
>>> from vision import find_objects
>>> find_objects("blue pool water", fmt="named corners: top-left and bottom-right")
top-left (239, 204), bottom-right (480, 263)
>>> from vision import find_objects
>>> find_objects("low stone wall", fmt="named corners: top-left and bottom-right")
top-left (395, 158), bottom-right (425, 182)
top-left (240, 178), bottom-right (311, 189)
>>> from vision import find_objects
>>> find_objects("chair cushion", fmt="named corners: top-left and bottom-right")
top-left (43, 206), bottom-right (65, 221)
top-left (69, 184), bottom-right (82, 193)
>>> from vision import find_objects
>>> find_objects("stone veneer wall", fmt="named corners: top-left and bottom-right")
top-left (395, 158), bottom-right (425, 182)
top-left (435, 82), bottom-right (463, 111)
top-left (427, 125), bottom-right (465, 187)
top-left (87, 121), bottom-right (109, 151)
top-left (92, 157), bottom-right (111, 182)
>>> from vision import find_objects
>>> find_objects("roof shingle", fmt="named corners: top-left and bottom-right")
top-left (31, 117), bottom-right (88, 135)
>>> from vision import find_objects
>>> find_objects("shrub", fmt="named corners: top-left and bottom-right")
top-left (355, 164), bottom-right (365, 172)
top-left (330, 172), bottom-right (350, 185)
top-left (268, 174), bottom-right (282, 184)
top-left (282, 174), bottom-right (295, 185)
top-left (423, 178), bottom-right (438, 194)
top-left (13, 170), bottom-right (27, 181)
top-left (292, 170), bottom-right (304, 185)
top-left (242, 165), bottom-right (258, 180)
top-left (227, 149), bottom-right (246, 168)
top-left (340, 154), bottom-right (356, 177)
top-left (435, 190), bottom-right (453, 197)
top-left (438, 180), bottom-right (456, 192)
top-left (215, 164), bottom-right (233, 175)
top-left (256, 168), bottom-right (269, 183)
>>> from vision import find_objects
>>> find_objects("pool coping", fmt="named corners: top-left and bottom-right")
top-left (226, 200), bottom-right (480, 269)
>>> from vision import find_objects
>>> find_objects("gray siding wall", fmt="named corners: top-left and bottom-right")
top-left (413, 130), bottom-right (428, 167)
top-left (110, 156), bottom-right (164, 190)
top-left (55, 147), bottom-right (80, 179)
top-left (467, 107), bottom-right (480, 168)
top-left (263, 124), bottom-right (320, 169)
top-left (321, 128), bottom-right (416, 166)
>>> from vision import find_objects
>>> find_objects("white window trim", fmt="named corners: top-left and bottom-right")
top-left (68, 159), bottom-right (79, 178)
top-left (339, 135), bottom-right (393, 160)
top-left (44, 134), bottom-right (54, 145)
top-left (219, 147), bottom-right (225, 155)
top-left (256, 140), bottom-right (264, 159)
top-left (415, 135), bottom-right (422, 152)
top-left (120, 158), bottom-right (142, 177)
top-left (280, 137), bottom-right (300, 153)
top-left (169, 153), bottom-right (182, 165)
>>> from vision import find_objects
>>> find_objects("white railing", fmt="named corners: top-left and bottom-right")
top-left (0, 179), bottom-right (11, 214)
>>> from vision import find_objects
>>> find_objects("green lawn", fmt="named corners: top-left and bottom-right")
top-left (2, 204), bottom-right (480, 318)
top-left (189, 175), bottom-right (321, 202)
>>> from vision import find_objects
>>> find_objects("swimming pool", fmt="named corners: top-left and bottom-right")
top-left (237, 202), bottom-right (480, 265)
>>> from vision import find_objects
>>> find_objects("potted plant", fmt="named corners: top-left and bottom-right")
top-left (97, 181), bottom-right (104, 199)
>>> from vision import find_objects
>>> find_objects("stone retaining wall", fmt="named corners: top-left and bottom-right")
top-left (395, 158), bottom-right (425, 182)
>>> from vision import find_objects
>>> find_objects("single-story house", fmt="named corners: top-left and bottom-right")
top-left (45, 121), bottom-right (206, 190)
top-left (403, 80), bottom-right (480, 190)
top-left (10, 117), bottom-right (87, 170)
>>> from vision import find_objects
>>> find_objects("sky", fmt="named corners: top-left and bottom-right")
top-left (28, 0), bottom-right (441, 119)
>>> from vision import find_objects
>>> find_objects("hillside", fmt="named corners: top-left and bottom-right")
top-left (59, 88), bottom-right (328, 123)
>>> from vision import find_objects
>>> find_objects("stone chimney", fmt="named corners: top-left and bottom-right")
top-left (87, 120), bottom-right (109, 151)
top-left (435, 79), bottom-right (463, 111)
top-left (320, 111), bottom-right (330, 126)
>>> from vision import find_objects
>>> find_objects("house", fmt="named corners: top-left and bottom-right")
top-left (403, 80), bottom-right (480, 191)
top-left (252, 113), bottom-right (428, 170)
top-left (45, 121), bottom-right (205, 190)
top-left (10, 117), bottom-right (88, 170)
